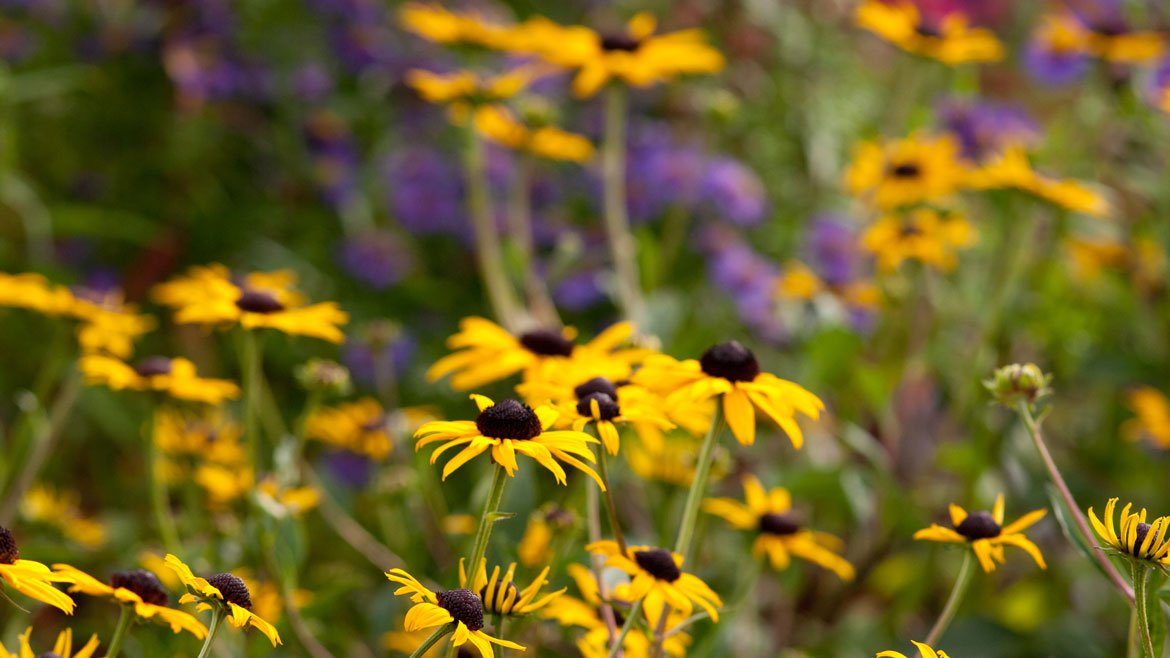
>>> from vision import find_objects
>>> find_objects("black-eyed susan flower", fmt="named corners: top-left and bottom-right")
top-left (152, 264), bottom-right (348, 343)
top-left (586, 540), bottom-right (721, 628)
top-left (1124, 387), bottom-right (1170, 449)
top-left (80, 353), bottom-right (240, 404)
top-left (965, 147), bottom-right (1109, 217)
top-left (385, 568), bottom-right (523, 657)
top-left (632, 342), bottom-right (824, 448)
top-left (844, 133), bottom-right (966, 209)
top-left (855, 0), bottom-right (1003, 65)
top-left (0, 627), bottom-right (99, 658)
top-left (405, 67), bottom-right (544, 124)
top-left (0, 526), bottom-right (76, 614)
top-left (305, 397), bottom-right (394, 460)
top-left (914, 494), bottom-right (1047, 573)
top-left (71, 290), bottom-right (156, 359)
top-left (0, 271), bottom-right (79, 316)
top-left (459, 559), bottom-right (563, 617)
top-left (164, 554), bottom-right (281, 647)
top-left (414, 395), bottom-right (603, 487)
top-left (427, 317), bottom-right (645, 391)
top-left (472, 104), bottom-right (594, 163)
top-left (877, 640), bottom-right (953, 658)
top-left (52, 565), bottom-right (208, 638)
top-left (703, 475), bottom-right (854, 581)
top-left (1089, 498), bottom-right (1170, 565)
top-left (860, 208), bottom-right (977, 273)
top-left (153, 407), bottom-right (245, 480)
top-left (523, 375), bottom-right (673, 455)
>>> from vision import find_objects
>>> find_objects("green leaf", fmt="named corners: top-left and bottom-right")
top-left (1044, 484), bottom-right (1101, 572)
top-left (1148, 571), bottom-right (1167, 658)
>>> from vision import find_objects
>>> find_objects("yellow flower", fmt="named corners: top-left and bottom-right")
top-left (164, 554), bottom-right (282, 647)
top-left (517, 505), bottom-right (574, 567)
top-left (152, 264), bottom-right (348, 343)
top-left (966, 147), bottom-right (1109, 217)
top-left (52, 565), bottom-right (208, 638)
top-left (860, 208), bottom-right (977, 273)
top-left (877, 640), bottom-right (954, 658)
top-left (459, 559), bottom-right (564, 616)
top-left (414, 395), bottom-right (603, 487)
top-left (153, 407), bottom-right (245, 475)
top-left (0, 272), bottom-right (79, 316)
top-left (0, 526), bottom-right (77, 614)
top-left (632, 342), bottom-right (824, 447)
top-left (473, 104), bottom-right (594, 162)
top-left (520, 375), bottom-right (674, 455)
top-left (235, 569), bottom-right (311, 626)
top-left (625, 433), bottom-right (724, 487)
top-left (21, 486), bottom-right (106, 549)
top-left (1089, 498), bottom-right (1170, 565)
top-left (256, 476), bottom-right (320, 518)
top-left (913, 494), bottom-right (1047, 573)
top-left (530, 12), bottom-right (724, 98)
top-left (774, 261), bottom-right (824, 300)
top-left (305, 397), bottom-right (394, 459)
top-left (0, 627), bottom-right (99, 658)
top-left (385, 568), bottom-right (524, 658)
top-left (398, 2), bottom-right (512, 49)
top-left (80, 353), bottom-right (240, 404)
top-left (1088, 25), bottom-right (1165, 64)
top-left (195, 463), bottom-right (254, 508)
top-left (405, 67), bottom-right (546, 126)
top-left (1124, 387), bottom-right (1170, 449)
top-left (703, 475), bottom-right (854, 581)
top-left (71, 292), bottom-right (156, 358)
top-left (855, 0), bottom-right (1003, 64)
top-left (844, 133), bottom-right (966, 209)
top-left (586, 540), bottom-right (721, 629)
top-left (1063, 234), bottom-right (1129, 282)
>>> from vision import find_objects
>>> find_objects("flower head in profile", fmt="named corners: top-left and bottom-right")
top-left (632, 341), bottom-right (824, 447)
top-left (855, 0), bottom-right (1003, 65)
top-left (860, 208), bottom-right (977, 273)
top-left (704, 475), bottom-right (854, 581)
top-left (521, 375), bottom-right (674, 455)
top-left (53, 565), bottom-right (207, 638)
top-left (0, 627), bottom-right (99, 658)
top-left (1124, 387), bottom-right (1170, 449)
top-left (385, 568), bottom-right (523, 658)
top-left (0, 526), bottom-right (77, 614)
top-left (152, 264), bottom-right (348, 343)
top-left (1089, 498), bottom-right (1170, 567)
top-left (845, 133), bottom-right (966, 209)
top-left (878, 640), bottom-right (953, 658)
top-left (405, 67), bottom-right (546, 124)
top-left (914, 494), bottom-right (1047, 573)
top-left (398, 2), bottom-right (513, 50)
top-left (164, 554), bottom-right (282, 646)
top-left (306, 397), bottom-right (394, 460)
top-left (459, 559), bottom-right (564, 617)
top-left (80, 353), bottom-right (240, 404)
top-left (965, 147), bottom-right (1109, 217)
top-left (473, 104), bottom-right (594, 163)
top-left (414, 395), bottom-right (603, 487)
top-left (586, 540), bottom-right (721, 629)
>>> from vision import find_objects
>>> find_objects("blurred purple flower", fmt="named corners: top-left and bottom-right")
top-left (343, 332), bottom-right (416, 388)
top-left (383, 147), bottom-right (466, 235)
top-left (700, 157), bottom-right (768, 226)
top-left (336, 231), bottom-right (413, 289)
top-left (938, 98), bottom-right (1040, 161)
top-left (701, 226), bottom-right (784, 342)
top-left (555, 270), bottom-right (607, 312)
top-left (305, 111), bottom-right (361, 209)
top-left (321, 450), bottom-right (374, 489)
top-left (293, 62), bottom-right (334, 102)
top-left (807, 216), bottom-right (860, 287)
top-left (1024, 39), bottom-right (1092, 86)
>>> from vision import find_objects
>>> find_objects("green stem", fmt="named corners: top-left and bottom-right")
top-left (195, 608), bottom-right (223, 658)
top-left (673, 402), bottom-right (725, 562)
top-left (1130, 601), bottom-right (1141, 658)
top-left (465, 118), bottom-right (523, 331)
top-left (104, 605), bottom-right (134, 658)
top-left (148, 406), bottom-right (181, 554)
top-left (240, 330), bottom-right (265, 473)
top-left (586, 464), bottom-right (622, 648)
top-left (411, 623), bottom-right (455, 658)
top-left (924, 552), bottom-right (975, 645)
top-left (596, 446), bottom-right (627, 555)
top-left (507, 150), bottom-right (560, 327)
top-left (1134, 563), bottom-right (1157, 658)
top-left (601, 84), bottom-right (646, 327)
top-left (606, 599), bottom-right (644, 658)
top-left (466, 464), bottom-right (510, 580)
top-left (495, 614), bottom-right (507, 654)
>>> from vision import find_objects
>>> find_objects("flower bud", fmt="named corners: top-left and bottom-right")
top-left (296, 359), bottom-right (352, 396)
top-left (984, 363), bottom-right (1051, 406)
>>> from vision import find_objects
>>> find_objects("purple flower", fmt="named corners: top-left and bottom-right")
top-left (619, 123), bottom-right (705, 223)
top-left (292, 63), bottom-right (334, 102)
top-left (701, 226), bottom-right (784, 342)
top-left (555, 270), bottom-right (607, 311)
top-left (305, 111), bottom-right (361, 209)
top-left (700, 158), bottom-right (768, 226)
top-left (321, 450), bottom-right (374, 489)
top-left (807, 216), bottom-right (860, 287)
top-left (383, 147), bottom-right (466, 235)
top-left (336, 231), bottom-right (413, 290)
top-left (343, 331), bottom-right (416, 389)
top-left (938, 98), bottom-right (1040, 161)
top-left (1024, 39), bottom-right (1092, 86)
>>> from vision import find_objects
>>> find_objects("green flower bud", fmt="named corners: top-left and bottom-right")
top-left (296, 359), bottom-right (352, 396)
top-left (984, 363), bottom-right (1052, 406)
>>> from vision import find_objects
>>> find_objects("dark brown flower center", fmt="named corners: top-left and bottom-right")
top-left (1130, 522), bottom-right (1154, 557)
top-left (955, 511), bottom-right (1001, 540)
top-left (360, 416), bottom-right (388, 433)
top-left (0, 527), bottom-right (18, 564)
top-left (518, 329), bottom-right (574, 357)
top-left (36, 653), bottom-right (64, 658)
top-left (758, 513), bottom-right (800, 536)
top-left (576, 392), bottom-right (620, 421)
top-left (633, 549), bottom-right (681, 583)
top-left (890, 162), bottom-right (922, 178)
top-left (134, 356), bottom-right (173, 377)
top-left (206, 573), bottom-right (252, 609)
top-left (479, 580), bottom-right (519, 614)
top-left (574, 377), bottom-right (619, 401)
top-left (699, 341), bottom-right (760, 383)
top-left (601, 34), bottom-right (641, 52)
top-left (111, 569), bottom-right (169, 606)
top-left (235, 289), bottom-right (285, 314)
top-left (914, 23), bottom-right (943, 38)
top-left (476, 399), bottom-right (542, 440)
top-left (436, 588), bottom-right (484, 630)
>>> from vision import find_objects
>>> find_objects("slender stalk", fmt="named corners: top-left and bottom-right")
top-left (596, 446), bottom-right (627, 555)
top-left (605, 599), bottom-right (644, 658)
top-left (1130, 601), bottom-right (1141, 658)
top-left (304, 464), bottom-right (402, 569)
top-left (1133, 563), bottom-right (1157, 658)
top-left (464, 119), bottom-right (523, 331)
top-left (240, 330), bottom-right (265, 473)
top-left (587, 468), bottom-right (622, 652)
top-left (195, 608), bottom-right (223, 658)
top-left (601, 85), bottom-right (646, 327)
top-left (1016, 401), bottom-right (1135, 602)
top-left (495, 615), bottom-right (508, 654)
top-left (507, 150), bottom-right (560, 327)
top-left (148, 406), bottom-right (181, 554)
top-left (924, 552), bottom-right (975, 645)
top-left (673, 402), bottom-right (725, 561)
top-left (104, 605), bottom-right (135, 658)
top-left (466, 464), bottom-right (510, 573)
top-left (411, 623), bottom-right (455, 658)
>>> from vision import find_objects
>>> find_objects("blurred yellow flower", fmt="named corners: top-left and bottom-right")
top-left (398, 3), bottom-right (512, 49)
top-left (625, 433), bottom-right (727, 488)
top-left (0, 627), bottom-right (99, 658)
top-left (21, 485), bottom-right (106, 550)
top-left (1124, 387), bottom-right (1170, 449)
top-left (856, 0), bottom-right (1003, 64)
top-left (0, 526), bottom-right (77, 614)
top-left (256, 476), bottom-right (320, 518)
top-left (80, 353), bottom-right (240, 404)
top-left (305, 397), bottom-right (394, 460)
top-left (860, 208), bottom-right (977, 273)
top-left (966, 148), bottom-right (1108, 217)
top-left (517, 505), bottom-right (574, 567)
top-left (473, 104), bottom-right (594, 162)
top-left (878, 640), bottom-right (953, 658)
top-left (914, 494), bottom-right (1047, 573)
top-left (845, 134), bottom-right (966, 209)
top-left (587, 540), bottom-right (721, 629)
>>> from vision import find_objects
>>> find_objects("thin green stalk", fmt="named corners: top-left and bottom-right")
top-left (601, 84), bottom-right (646, 327)
top-left (595, 442), bottom-right (627, 554)
top-left (507, 150), bottom-right (559, 327)
top-left (495, 614), bottom-right (507, 654)
top-left (924, 552), bottom-right (975, 645)
top-left (673, 402), bottom-right (725, 562)
top-left (1133, 563), bottom-right (1157, 658)
top-left (605, 598), bottom-right (644, 658)
top-left (411, 623), bottom-right (455, 658)
top-left (104, 605), bottom-right (134, 658)
top-left (466, 464), bottom-right (510, 573)
top-left (1130, 602), bottom-right (1141, 658)
top-left (464, 120), bottom-right (523, 331)
top-left (240, 330), bottom-right (265, 473)
top-left (148, 406), bottom-right (181, 554)
top-left (195, 608), bottom-right (223, 658)
top-left (587, 463), bottom-right (622, 649)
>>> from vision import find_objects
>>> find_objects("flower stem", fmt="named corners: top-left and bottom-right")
top-left (601, 84), bottom-right (646, 328)
top-left (465, 118), bottom-right (524, 331)
top-left (595, 444), bottom-right (627, 554)
top-left (148, 406), bottom-right (181, 554)
top-left (673, 402), bottom-right (725, 562)
top-left (1133, 563), bottom-right (1158, 658)
top-left (104, 605), bottom-right (134, 658)
top-left (924, 551), bottom-right (975, 645)
top-left (605, 598), bottom-right (644, 658)
top-left (466, 464), bottom-right (510, 579)
top-left (240, 330), bottom-right (265, 473)
top-left (507, 150), bottom-right (560, 327)
top-left (587, 463), bottom-right (622, 654)
top-left (1015, 401), bottom-right (1135, 602)
top-left (411, 623), bottom-right (456, 658)
top-left (195, 608), bottom-right (223, 658)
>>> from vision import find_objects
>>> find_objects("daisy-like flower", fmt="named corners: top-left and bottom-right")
top-left (459, 559), bottom-right (563, 617)
top-left (306, 397), bottom-right (394, 460)
top-left (1089, 498), bottom-right (1170, 565)
top-left (844, 133), bottom-right (966, 209)
top-left (877, 640), bottom-right (954, 658)
top-left (0, 272), bottom-right (79, 316)
top-left (773, 261), bottom-right (882, 322)
top-left (472, 104), bottom-right (594, 163)
top-left (152, 264), bottom-right (348, 343)
top-left (80, 353), bottom-right (240, 404)
top-left (398, 2), bottom-right (512, 50)
top-left (703, 475), bottom-right (854, 581)
top-left (52, 565), bottom-right (207, 638)
top-left (405, 67), bottom-right (545, 124)
top-left (521, 375), bottom-right (673, 455)
top-left (586, 540), bottom-right (721, 628)
top-left (414, 395), bottom-right (603, 487)
top-left (71, 289), bottom-right (156, 359)
top-left (427, 317), bottom-right (645, 391)
top-left (385, 568), bottom-right (524, 658)
top-left (0, 627), bottom-right (99, 658)
top-left (860, 208), bottom-right (978, 273)
top-left (0, 527), bottom-right (76, 614)
top-left (855, 0), bottom-right (1003, 65)
top-left (632, 341), bottom-right (824, 448)
top-left (164, 554), bottom-right (282, 647)
top-left (1124, 387), bottom-right (1170, 449)
top-left (914, 494), bottom-right (1047, 573)
top-left (965, 147), bottom-right (1108, 217)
